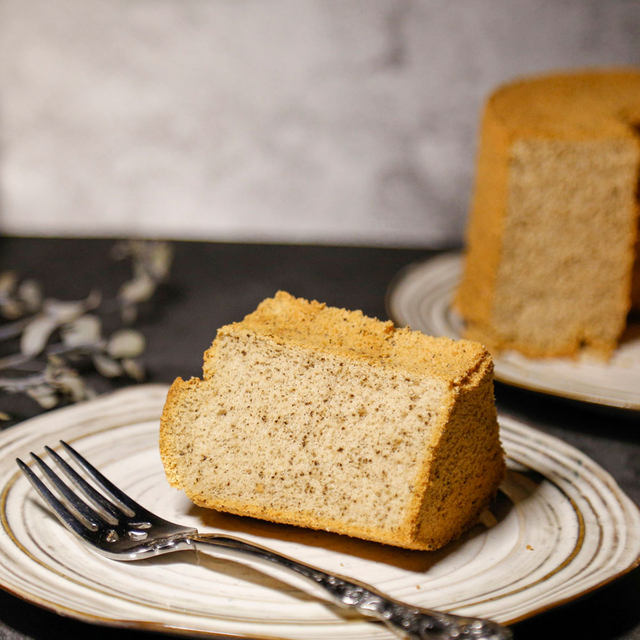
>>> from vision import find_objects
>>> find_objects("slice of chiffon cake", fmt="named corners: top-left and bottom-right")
top-left (159, 291), bottom-right (505, 550)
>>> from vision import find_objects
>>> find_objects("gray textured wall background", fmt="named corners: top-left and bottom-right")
top-left (0, 0), bottom-right (639, 247)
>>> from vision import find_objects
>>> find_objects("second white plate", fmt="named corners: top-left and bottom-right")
top-left (386, 252), bottom-right (640, 410)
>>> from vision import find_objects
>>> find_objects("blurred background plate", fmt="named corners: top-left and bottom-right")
top-left (386, 253), bottom-right (640, 411)
top-left (1, 385), bottom-right (639, 639)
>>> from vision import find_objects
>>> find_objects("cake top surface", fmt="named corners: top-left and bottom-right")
top-left (488, 68), bottom-right (640, 140)
top-left (217, 291), bottom-right (489, 385)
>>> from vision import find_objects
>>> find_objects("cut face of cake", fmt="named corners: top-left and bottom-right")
top-left (455, 69), bottom-right (640, 358)
top-left (160, 291), bottom-right (505, 551)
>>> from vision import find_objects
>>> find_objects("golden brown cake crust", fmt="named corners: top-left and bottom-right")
top-left (207, 291), bottom-right (490, 384)
top-left (487, 68), bottom-right (640, 139)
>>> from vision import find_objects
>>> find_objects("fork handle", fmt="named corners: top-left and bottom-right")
top-left (188, 534), bottom-right (511, 640)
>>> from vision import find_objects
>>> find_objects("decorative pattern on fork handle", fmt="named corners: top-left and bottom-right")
top-left (190, 534), bottom-right (511, 640)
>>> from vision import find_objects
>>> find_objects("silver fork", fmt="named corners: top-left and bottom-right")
top-left (17, 441), bottom-right (511, 640)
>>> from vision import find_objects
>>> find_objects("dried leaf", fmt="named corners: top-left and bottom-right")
top-left (92, 353), bottom-right (123, 378)
top-left (147, 242), bottom-right (173, 281)
top-left (61, 315), bottom-right (102, 348)
top-left (43, 289), bottom-right (101, 324)
top-left (118, 273), bottom-right (155, 305)
top-left (27, 384), bottom-right (59, 409)
top-left (54, 370), bottom-right (89, 402)
top-left (84, 289), bottom-right (102, 310)
top-left (46, 353), bottom-right (65, 367)
top-left (18, 279), bottom-right (43, 313)
top-left (121, 358), bottom-right (145, 381)
top-left (0, 271), bottom-right (17, 297)
top-left (0, 298), bottom-right (23, 319)
top-left (20, 315), bottom-right (58, 357)
top-left (107, 329), bottom-right (145, 359)
top-left (44, 357), bottom-right (94, 403)
top-left (0, 412), bottom-right (10, 421)
top-left (0, 372), bottom-right (45, 392)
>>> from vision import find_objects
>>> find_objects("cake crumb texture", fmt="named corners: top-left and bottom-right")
top-left (160, 291), bottom-right (505, 550)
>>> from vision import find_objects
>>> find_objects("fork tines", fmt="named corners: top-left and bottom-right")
top-left (16, 441), bottom-right (142, 536)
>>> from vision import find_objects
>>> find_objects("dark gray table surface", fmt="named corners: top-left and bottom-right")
top-left (0, 237), bottom-right (638, 640)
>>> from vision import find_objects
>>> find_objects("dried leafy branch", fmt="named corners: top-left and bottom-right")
top-left (0, 240), bottom-right (173, 417)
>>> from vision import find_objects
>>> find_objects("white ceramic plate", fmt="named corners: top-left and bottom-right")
top-left (386, 252), bottom-right (640, 410)
top-left (1, 385), bottom-right (639, 639)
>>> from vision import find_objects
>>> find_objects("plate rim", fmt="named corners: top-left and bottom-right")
top-left (385, 252), bottom-right (640, 411)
